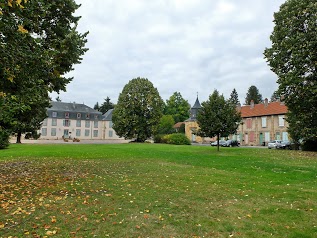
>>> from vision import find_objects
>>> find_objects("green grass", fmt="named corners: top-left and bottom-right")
top-left (0, 143), bottom-right (317, 238)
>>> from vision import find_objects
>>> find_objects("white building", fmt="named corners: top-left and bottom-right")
top-left (39, 101), bottom-right (124, 141)
top-left (40, 101), bottom-right (102, 140)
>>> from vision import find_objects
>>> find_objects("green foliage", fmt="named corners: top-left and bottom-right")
top-left (163, 133), bottom-right (191, 145)
top-left (197, 90), bottom-right (241, 151)
top-left (112, 77), bottom-right (164, 142)
top-left (0, 128), bottom-right (10, 149)
top-left (0, 0), bottom-right (88, 142)
top-left (93, 102), bottom-right (100, 111)
top-left (99, 97), bottom-right (114, 114)
top-left (264, 0), bottom-right (317, 149)
top-left (164, 92), bottom-right (190, 123)
top-left (229, 88), bottom-right (240, 105)
top-left (157, 115), bottom-right (175, 135)
top-left (153, 134), bottom-right (165, 143)
top-left (245, 85), bottom-right (263, 105)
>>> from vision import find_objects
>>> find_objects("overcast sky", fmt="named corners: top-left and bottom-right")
top-left (51, 0), bottom-right (285, 108)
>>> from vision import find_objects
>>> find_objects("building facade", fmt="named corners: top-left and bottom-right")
top-left (102, 109), bottom-right (122, 140)
top-left (40, 101), bottom-right (103, 140)
top-left (236, 99), bottom-right (289, 146)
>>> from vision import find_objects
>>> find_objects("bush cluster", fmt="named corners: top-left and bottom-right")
top-left (154, 133), bottom-right (191, 145)
top-left (0, 128), bottom-right (10, 149)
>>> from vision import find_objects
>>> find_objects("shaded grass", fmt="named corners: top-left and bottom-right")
top-left (0, 143), bottom-right (317, 237)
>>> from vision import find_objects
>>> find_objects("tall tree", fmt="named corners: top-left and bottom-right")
top-left (164, 92), bottom-right (190, 123)
top-left (229, 88), bottom-right (240, 105)
top-left (197, 90), bottom-right (241, 151)
top-left (264, 0), bottom-right (317, 150)
top-left (245, 85), bottom-right (263, 105)
top-left (0, 0), bottom-right (88, 145)
top-left (270, 90), bottom-right (280, 102)
top-left (94, 102), bottom-right (100, 111)
top-left (99, 97), bottom-right (114, 114)
top-left (112, 77), bottom-right (164, 142)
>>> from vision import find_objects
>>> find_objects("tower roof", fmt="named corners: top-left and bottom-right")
top-left (192, 96), bottom-right (201, 109)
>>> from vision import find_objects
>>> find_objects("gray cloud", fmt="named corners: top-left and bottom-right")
top-left (51, 0), bottom-right (285, 108)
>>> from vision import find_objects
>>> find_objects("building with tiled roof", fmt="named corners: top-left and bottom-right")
top-left (235, 99), bottom-right (289, 146)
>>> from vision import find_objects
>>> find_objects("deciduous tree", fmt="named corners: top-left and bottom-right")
top-left (197, 90), bottom-right (241, 151)
top-left (264, 0), bottom-right (317, 150)
top-left (112, 78), bottom-right (164, 142)
top-left (0, 0), bottom-right (88, 146)
top-left (164, 92), bottom-right (190, 123)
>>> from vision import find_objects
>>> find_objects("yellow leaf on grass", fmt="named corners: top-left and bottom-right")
top-left (8, 0), bottom-right (13, 7)
top-left (0, 222), bottom-right (5, 228)
top-left (46, 230), bottom-right (57, 236)
top-left (51, 216), bottom-right (57, 223)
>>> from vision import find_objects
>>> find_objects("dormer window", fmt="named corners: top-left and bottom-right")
top-left (94, 115), bottom-right (98, 119)
top-left (77, 113), bottom-right (81, 119)
top-left (65, 112), bottom-right (69, 118)
top-left (86, 114), bottom-right (90, 119)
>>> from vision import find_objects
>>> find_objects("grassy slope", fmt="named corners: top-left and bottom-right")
top-left (0, 143), bottom-right (316, 238)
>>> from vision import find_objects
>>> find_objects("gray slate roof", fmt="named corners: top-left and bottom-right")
top-left (48, 101), bottom-right (101, 114)
top-left (102, 109), bottom-right (113, 121)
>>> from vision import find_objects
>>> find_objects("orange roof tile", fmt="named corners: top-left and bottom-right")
top-left (173, 122), bottom-right (185, 128)
top-left (240, 101), bottom-right (288, 118)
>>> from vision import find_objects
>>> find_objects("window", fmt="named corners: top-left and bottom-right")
top-left (63, 119), bottom-right (70, 127)
top-left (265, 132), bottom-right (270, 142)
top-left (93, 130), bottom-right (98, 137)
top-left (52, 118), bottom-right (57, 126)
top-left (94, 121), bottom-right (98, 128)
top-left (42, 119), bottom-right (48, 126)
top-left (282, 132), bottom-right (288, 141)
top-left (76, 129), bottom-right (81, 137)
top-left (42, 128), bottom-right (47, 136)
top-left (94, 115), bottom-right (98, 119)
top-left (249, 131), bottom-right (255, 142)
top-left (51, 128), bottom-right (56, 136)
top-left (109, 130), bottom-right (113, 137)
top-left (65, 112), bottom-right (69, 118)
top-left (85, 121), bottom-right (90, 128)
top-left (86, 114), bottom-right (90, 119)
top-left (279, 116), bottom-right (284, 127)
top-left (76, 120), bottom-right (81, 127)
top-left (109, 121), bottom-right (113, 128)
top-left (261, 117), bottom-right (267, 128)
top-left (52, 111), bottom-right (57, 117)
top-left (77, 113), bottom-right (81, 119)
top-left (246, 118), bottom-right (252, 129)
top-left (85, 129), bottom-right (90, 137)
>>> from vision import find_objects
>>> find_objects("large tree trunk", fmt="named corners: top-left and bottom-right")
top-left (16, 131), bottom-right (22, 144)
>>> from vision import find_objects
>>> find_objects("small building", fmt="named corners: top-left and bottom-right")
top-left (184, 96), bottom-right (206, 143)
top-left (39, 101), bottom-right (102, 140)
top-left (236, 99), bottom-right (289, 146)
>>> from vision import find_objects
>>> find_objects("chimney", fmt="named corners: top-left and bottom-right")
top-left (264, 98), bottom-right (268, 107)
top-left (236, 103), bottom-right (241, 111)
top-left (250, 100), bottom-right (254, 109)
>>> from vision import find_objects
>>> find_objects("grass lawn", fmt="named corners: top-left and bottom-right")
top-left (0, 143), bottom-right (317, 238)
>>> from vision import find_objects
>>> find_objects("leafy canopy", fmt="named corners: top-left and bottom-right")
top-left (164, 92), bottom-right (190, 123)
top-left (0, 0), bottom-right (88, 145)
top-left (197, 90), bottom-right (241, 151)
top-left (264, 0), bottom-right (317, 149)
top-left (112, 77), bottom-right (164, 142)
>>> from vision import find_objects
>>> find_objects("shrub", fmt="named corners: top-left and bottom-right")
top-left (301, 140), bottom-right (317, 151)
top-left (0, 128), bottom-right (10, 149)
top-left (163, 133), bottom-right (191, 145)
